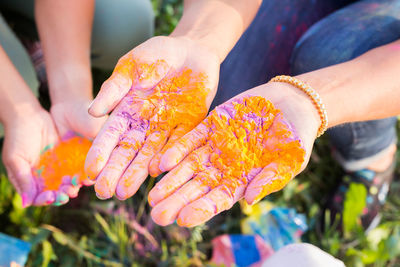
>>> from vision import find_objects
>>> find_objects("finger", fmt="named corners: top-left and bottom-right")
top-left (33, 191), bottom-right (56, 206)
top-left (94, 128), bottom-right (145, 199)
top-left (59, 184), bottom-right (80, 198)
top-left (115, 131), bottom-right (169, 200)
top-left (4, 157), bottom-right (38, 207)
top-left (67, 173), bottom-right (94, 187)
top-left (89, 71), bottom-right (133, 117)
top-left (148, 145), bottom-right (211, 207)
top-left (53, 191), bottom-right (70, 206)
top-left (85, 111), bottom-right (131, 180)
top-left (149, 125), bottom-right (188, 177)
top-left (177, 183), bottom-right (246, 227)
top-left (151, 168), bottom-right (221, 226)
top-left (245, 163), bottom-right (293, 205)
top-left (159, 122), bottom-right (209, 172)
top-left (89, 56), bottom-right (171, 117)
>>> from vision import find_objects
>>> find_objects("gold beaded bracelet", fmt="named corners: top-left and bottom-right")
top-left (269, 75), bottom-right (328, 137)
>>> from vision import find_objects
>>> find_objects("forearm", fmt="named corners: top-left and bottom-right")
top-left (171, 0), bottom-right (261, 62)
top-left (0, 46), bottom-right (42, 127)
top-left (296, 40), bottom-right (400, 128)
top-left (35, 0), bottom-right (95, 103)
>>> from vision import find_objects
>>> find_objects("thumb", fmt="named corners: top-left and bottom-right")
top-left (88, 55), bottom-right (172, 117)
top-left (89, 72), bottom-right (133, 117)
top-left (244, 163), bottom-right (293, 205)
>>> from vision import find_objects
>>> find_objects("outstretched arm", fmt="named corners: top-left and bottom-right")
top-left (35, 0), bottom-right (105, 139)
top-left (171, 0), bottom-right (262, 62)
top-left (298, 40), bottom-right (400, 127)
top-left (150, 39), bottom-right (400, 227)
top-left (85, 0), bottom-right (262, 200)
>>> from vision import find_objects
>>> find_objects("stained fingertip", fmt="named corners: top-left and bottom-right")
top-left (177, 199), bottom-right (215, 228)
top-left (60, 185), bottom-right (80, 198)
top-left (151, 197), bottom-right (185, 226)
top-left (94, 178), bottom-right (113, 200)
top-left (21, 192), bottom-right (33, 208)
top-left (245, 165), bottom-right (285, 205)
top-left (81, 178), bottom-right (95, 186)
top-left (34, 191), bottom-right (56, 206)
top-left (159, 146), bottom-right (182, 172)
top-left (53, 192), bottom-right (70, 206)
top-left (148, 154), bottom-right (163, 177)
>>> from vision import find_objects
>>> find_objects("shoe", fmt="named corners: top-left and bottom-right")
top-left (324, 155), bottom-right (396, 233)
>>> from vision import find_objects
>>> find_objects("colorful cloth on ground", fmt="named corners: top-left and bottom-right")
top-left (0, 233), bottom-right (31, 267)
top-left (211, 234), bottom-right (274, 267)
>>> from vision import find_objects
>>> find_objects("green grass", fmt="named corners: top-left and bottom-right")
top-left (1, 1), bottom-right (400, 266)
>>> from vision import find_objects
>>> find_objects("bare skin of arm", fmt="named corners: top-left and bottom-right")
top-left (297, 40), bottom-right (400, 126)
top-left (85, 0), bottom-right (263, 200)
top-left (0, 46), bottom-right (60, 206)
top-left (35, 0), bottom-right (105, 139)
top-left (151, 39), bottom-right (400, 227)
top-left (171, 0), bottom-right (262, 62)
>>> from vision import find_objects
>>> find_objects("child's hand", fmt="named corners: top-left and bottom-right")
top-left (85, 36), bottom-right (220, 200)
top-left (149, 82), bottom-right (321, 227)
top-left (2, 108), bottom-right (64, 206)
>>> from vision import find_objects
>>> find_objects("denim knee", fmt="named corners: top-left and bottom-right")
top-left (290, 0), bottom-right (400, 166)
top-left (329, 118), bottom-right (397, 165)
top-left (290, 0), bottom-right (400, 75)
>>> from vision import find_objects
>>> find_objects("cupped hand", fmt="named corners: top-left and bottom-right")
top-left (51, 98), bottom-right (107, 140)
top-left (149, 82), bottom-right (321, 227)
top-left (2, 108), bottom-right (82, 207)
top-left (85, 36), bottom-right (220, 200)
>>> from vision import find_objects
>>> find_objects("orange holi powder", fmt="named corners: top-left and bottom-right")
top-left (113, 57), bottom-right (209, 156)
top-left (195, 96), bottom-right (305, 197)
top-left (33, 136), bottom-right (92, 191)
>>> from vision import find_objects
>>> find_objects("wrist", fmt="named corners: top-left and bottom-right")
top-left (170, 30), bottom-right (227, 64)
top-left (48, 63), bottom-right (93, 104)
top-left (170, 0), bottom-right (247, 63)
top-left (250, 82), bottom-right (321, 137)
top-left (2, 100), bottom-right (44, 129)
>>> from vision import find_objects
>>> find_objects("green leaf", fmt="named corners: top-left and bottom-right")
top-left (343, 182), bottom-right (367, 236)
top-left (42, 240), bottom-right (54, 267)
top-left (94, 213), bottom-right (118, 244)
top-left (53, 231), bottom-right (68, 245)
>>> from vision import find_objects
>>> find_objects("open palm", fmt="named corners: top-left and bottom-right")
top-left (85, 36), bottom-right (220, 200)
top-left (149, 82), bottom-right (321, 227)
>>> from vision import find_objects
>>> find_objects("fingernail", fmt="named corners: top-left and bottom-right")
top-left (88, 99), bottom-right (95, 110)
top-left (71, 176), bottom-right (78, 186)
top-left (95, 192), bottom-right (110, 200)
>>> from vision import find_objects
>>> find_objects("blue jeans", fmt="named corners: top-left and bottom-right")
top-left (216, 0), bottom-right (399, 171)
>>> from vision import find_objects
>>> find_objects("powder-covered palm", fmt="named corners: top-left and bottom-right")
top-left (85, 36), bottom-right (220, 200)
top-left (149, 83), bottom-right (321, 227)
top-left (2, 109), bottom-right (82, 207)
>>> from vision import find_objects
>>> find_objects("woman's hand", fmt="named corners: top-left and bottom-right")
top-left (149, 82), bottom-right (321, 227)
top-left (85, 36), bottom-right (220, 200)
top-left (2, 108), bottom-right (81, 207)
top-left (50, 98), bottom-right (106, 140)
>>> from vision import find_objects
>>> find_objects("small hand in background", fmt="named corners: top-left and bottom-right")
top-left (2, 108), bottom-right (80, 207)
top-left (149, 83), bottom-right (320, 227)
top-left (85, 36), bottom-right (220, 200)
